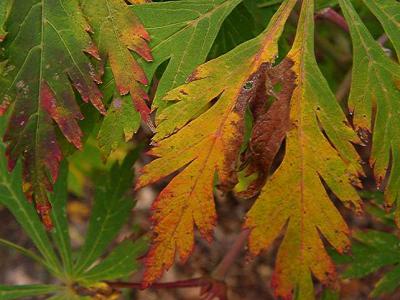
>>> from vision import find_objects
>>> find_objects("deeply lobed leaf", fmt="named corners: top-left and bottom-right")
top-left (136, 0), bottom-right (298, 286)
top-left (339, 0), bottom-right (400, 222)
top-left (74, 149), bottom-right (139, 276)
top-left (0, 118), bottom-right (62, 276)
top-left (0, 0), bottom-right (105, 229)
top-left (245, 1), bottom-right (362, 298)
top-left (81, 0), bottom-right (153, 157)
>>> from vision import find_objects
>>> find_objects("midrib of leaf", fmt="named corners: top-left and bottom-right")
top-left (49, 165), bottom-right (73, 277)
top-left (34, 0), bottom-right (45, 191)
top-left (74, 187), bottom-right (110, 274)
top-left (51, 211), bottom-right (72, 276)
top-left (291, 7), bottom-right (309, 280)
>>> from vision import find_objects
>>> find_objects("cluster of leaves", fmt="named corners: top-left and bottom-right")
top-left (0, 0), bottom-right (151, 229)
top-left (136, 0), bottom-right (400, 299)
top-left (327, 191), bottom-right (400, 299)
top-left (0, 117), bottom-right (146, 299)
top-left (0, 0), bottom-right (400, 299)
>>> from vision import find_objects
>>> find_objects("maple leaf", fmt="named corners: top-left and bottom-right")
top-left (338, 0), bottom-right (400, 222)
top-left (0, 0), bottom-right (105, 229)
top-left (245, 0), bottom-right (362, 298)
top-left (136, 0), bottom-right (298, 286)
top-left (133, 0), bottom-right (242, 111)
top-left (81, 0), bottom-right (153, 157)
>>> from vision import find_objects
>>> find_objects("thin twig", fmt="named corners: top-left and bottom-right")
top-left (105, 229), bottom-right (251, 300)
top-left (106, 278), bottom-right (208, 290)
top-left (212, 229), bottom-right (250, 280)
top-left (316, 8), bottom-right (349, 32)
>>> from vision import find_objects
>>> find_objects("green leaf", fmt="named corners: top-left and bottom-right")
top-left (0, 0), bottom-right (11, 42)
top-left (0, 284), bottom-right (60, 300)
top-left (362, 0), bottom-right (400, 60)
top-left (98, 95), bottom-right (141, 158)
top-left (339, 0), bottom-right (400, 222)
top-left (133, 0), bottom-right (242, 111)
top-left (74, 149), bottom-right (139, 275)
top-left (50, 162), bottom-right (73, 276)
top-left (339, 230), bottom-right (400, 297)
top-left (79, 238), bottom-right (147, 282)
top-left (343, 231), bottom-right (400, 279)
top-left (257, 0), bottom-right (338, 9)
top-left (0, 0), bottom-right (105, 228)
top-left (81, 0), bottom-right (153, 157)
top-left (0, 238), bottom-right (46, 266)
top-left (372, 265), bottom-right (400, 297)
top-left (0, 118), bottom-right (61, 276)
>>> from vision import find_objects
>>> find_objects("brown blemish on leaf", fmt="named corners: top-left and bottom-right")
top-left (84, 43), bottom-right (101, 60)
top-left (236, 58), bottom-right (296, 198)
top-left (136, 0), bottom-right (298, 287)
top-left (219, 63), bottom-right (277, 192)
top-left (36, 202), bottom-right (53, 231)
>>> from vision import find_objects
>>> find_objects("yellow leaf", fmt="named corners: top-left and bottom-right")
top-left (136, 0), bottom-right (298, 286)
top-left (245, 0), bottom-right (362, 298)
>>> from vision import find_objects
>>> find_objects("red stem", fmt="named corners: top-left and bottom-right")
top-left (106, 277), bottom-right (208, 290)
top-left (212, 229), bottom-right (250, 280)
top-left (316, 8), bottom-right (349, 33)
top-left (106, 229), bottom-right (251, 292)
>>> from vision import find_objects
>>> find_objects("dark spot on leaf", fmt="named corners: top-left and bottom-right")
top-left (243, 81), bottom-right (254, 90)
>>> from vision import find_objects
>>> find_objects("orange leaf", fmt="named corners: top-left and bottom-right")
top-left (136, 0), bottom-right (298, 286)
